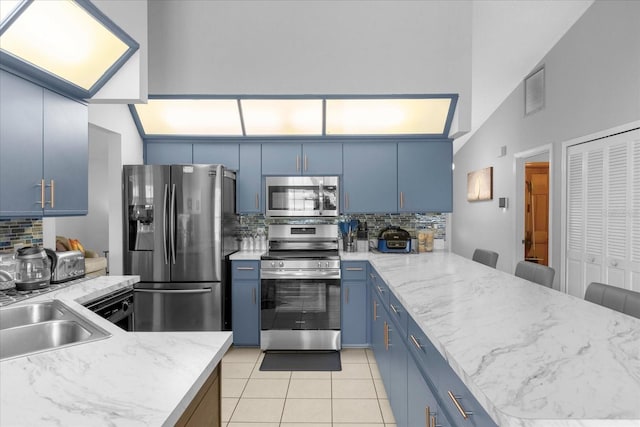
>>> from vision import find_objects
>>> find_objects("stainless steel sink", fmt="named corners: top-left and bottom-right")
top-left (0, 300), bottom-right (111, 361)
top-left (0, 301), bottom-right (66, 330)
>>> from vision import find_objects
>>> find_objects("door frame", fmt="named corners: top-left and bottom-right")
top-left (513, 144), bottom-right (553, 276)
top-left (560, 120), bottom-right (640, 294)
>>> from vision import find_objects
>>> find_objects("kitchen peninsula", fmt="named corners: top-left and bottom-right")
top-left (0, 276), bottom-right (232, 427)
top-left (340, 251), bottom-right (640, 426)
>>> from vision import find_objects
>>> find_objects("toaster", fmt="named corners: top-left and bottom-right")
top-left (377, 226), bottom-right (412, 253)
top-left (46, 249), bottom-right (85, 284)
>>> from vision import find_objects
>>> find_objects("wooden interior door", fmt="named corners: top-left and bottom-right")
top-left (524, 162), bottom-right (549, 265)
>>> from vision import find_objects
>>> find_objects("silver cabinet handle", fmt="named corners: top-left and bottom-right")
top-left (304, 155), bottom-right (308, 171)
top-left (255, 192), bottom-right (259, 209)
top-left (399, 191), bottom-right (404, 209)
top-left (390, 304), bottom-right (400, 315)
top-left (37, 179), bottom-right (45, 208)
top-left (377, 286), bottom-right (384, 294)
top-left (410, 334), bottom-right (422, 351)
top-left (346, 267), bottom-right (363, 271)
top-left (448, 391), bottom-right (472, 419)
top-left (48, 179), bottom-right (55, 207)
top-left (296, 155), bottom-right (300, 172)
top-left (236, 267), bottom-right (255, 271)
top-left (134, 288), bottom-right (212, 295)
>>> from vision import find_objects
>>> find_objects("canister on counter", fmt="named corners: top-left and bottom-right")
top-left (418, 228), bottom-right (434, 252)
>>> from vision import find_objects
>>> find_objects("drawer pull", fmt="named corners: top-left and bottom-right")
top-left (236, 267), bottom-right (255, 271)
top-left (384, 321), bottom-right (389, 350)
top-left (425, 406), bottom-right (430, 427)
top-left (377, 286), bottom-right (384, 294)
top-left (390, 304), bottom-right (399, 315)
top-left (448, 390), bottom-right (472, 419)
top-left (346, 267), bottom-right (363, 271)
top-left (373, 300), bottom-right (378, 320)
top-left (410, 334), bottom-right (422, 351)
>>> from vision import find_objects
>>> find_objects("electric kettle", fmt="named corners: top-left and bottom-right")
top-left (14, 246), bottom-right (51, 291)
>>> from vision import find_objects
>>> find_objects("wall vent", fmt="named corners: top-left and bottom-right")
top-left (525, 66), bottom-right (545, 115)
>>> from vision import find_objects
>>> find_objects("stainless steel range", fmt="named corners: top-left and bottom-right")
top-left (260, 224), bottom-right (341, 350)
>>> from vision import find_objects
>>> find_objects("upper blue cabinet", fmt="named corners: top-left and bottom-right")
top-left (398, 141), bottom-right (453, 213)
top-left (261, 142), bottom-right (342, 176)
top-left (0, 0), bottom-right (139, 100)
top-left (0, 70), bottom-right (88, 217)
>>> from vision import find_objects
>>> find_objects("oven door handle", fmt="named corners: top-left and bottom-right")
top-left (261, 270), bottom-right (341, 280)
top-left (134, 288), bottom-right (213, 294)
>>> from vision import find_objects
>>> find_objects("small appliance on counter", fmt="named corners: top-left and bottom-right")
top-left (14, 246), bottom-right (51, 291)
top-left (377, 226), bottom-right (412, 253)
top-left (0, 253), bottom-right (16, 291)
top-left (45, 249), bottom-right (85, 284)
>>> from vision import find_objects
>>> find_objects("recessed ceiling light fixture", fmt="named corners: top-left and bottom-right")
top-left (130, 95), bottom-right (458, 139)
top-left (0, 0), bottom-right (139, 99)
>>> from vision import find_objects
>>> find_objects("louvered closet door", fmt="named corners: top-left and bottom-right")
top-left (605, 138), bottom-right (630, 288)
top-left (566, 148), bottom-right (585, 297)
top-left (630, 138), bottom-right (640, 292)
top-left (566, 128), bottom-right (640, 297)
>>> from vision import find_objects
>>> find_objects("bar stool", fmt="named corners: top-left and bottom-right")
top-left (472, 249), bottom-right (499, 268)
top-left (584, 282), bottom-right (640, 319)
top-left (514, 261), bottom-right (555, 288)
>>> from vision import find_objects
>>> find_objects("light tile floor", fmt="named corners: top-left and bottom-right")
top-left (222, 347), bottom-right (397, 427)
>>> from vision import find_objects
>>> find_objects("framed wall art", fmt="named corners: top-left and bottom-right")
top-left (467, 167), bottom-right (493, 201)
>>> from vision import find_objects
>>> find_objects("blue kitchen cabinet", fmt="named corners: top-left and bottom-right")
top-left (145, 141), bottom-right (193, 165)
top-left (261, 142), bottom-right (342, 175)
top-left (238, 144), bottom-right (262, 213)
top-left (231, 260), bottom-right (260, 346)
top-left (0, 70), bottom-right (88, 217)
top-left (398, 141), bottom-right (453, 213)
top-left (342, 142), bottom-right (397, 213)
top-left (407, 350), bottom-right (452, 427)
top-left (301, 142), bottom-right (342, 175)
top-left (193, 143), bottom-right (239, 170)
top-left (341, 261), bottom-right (368, 347)
top-left (42, 89), bottom-right (88, 216)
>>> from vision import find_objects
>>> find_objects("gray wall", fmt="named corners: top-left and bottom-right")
top-left (147, 0), bottom-right (472, 135)
top-left (451, 1), bottom-right (640, 283)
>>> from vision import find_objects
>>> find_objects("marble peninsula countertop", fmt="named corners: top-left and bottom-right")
top-left (340, 250), bottom-right (640, 427)
top-left (0, 275), bottom-right (233, 427)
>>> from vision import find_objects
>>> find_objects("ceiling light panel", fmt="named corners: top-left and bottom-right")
top-left (0, 0), bottom-right (134, 92)
top-left (241, 99), bottom-right (323, 135)
top-left (135, 99), bottom-right (243, 136)
top-left (325, 98), bottom-right (452, 135)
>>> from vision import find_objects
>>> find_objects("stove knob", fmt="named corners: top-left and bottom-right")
top-left (318, 261), bottom-right (322, 268)
top-left (279, 261), bottom-right (284, 268)
top-left (325, 262), bottom-right (329, 268)
top-left (271, 261), bottom-right (275, 267)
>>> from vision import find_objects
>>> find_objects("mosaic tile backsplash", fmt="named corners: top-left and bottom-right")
top-left (0, 218), bottom-right (43, 252)
top-left (239, 213), bottom-right (446, 240)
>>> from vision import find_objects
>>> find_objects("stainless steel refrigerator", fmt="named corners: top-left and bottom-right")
top-left (123, 164), bottom-right (238, 331)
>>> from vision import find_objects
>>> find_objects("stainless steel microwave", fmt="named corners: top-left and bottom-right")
top-left (265, 176), bottom-right (339, 217)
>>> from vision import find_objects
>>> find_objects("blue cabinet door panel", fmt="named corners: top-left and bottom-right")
top-left (238, 144), bottom-right (262, 213)
top-left (193, 143), bottom-right (239, 170)
top-left (145, 141), bottom-right (193, 165)
top-left (398, 141), bottom-right (452, 212)
top-left (232, 261), bottom-right (260, 346)
top-left (302, 142), bottom-right (343, 175)
top-left (43, 89), bottom-right (88, 216)
top-left (261, 143), bottom-right (301, 175)
top-left (0, 70), bottom-right (44, 217)
top-left (388, 325), bottom-right (408, 427)
top-left (343, 143), bottom-right (397, 213)
top-left (341, 281), bottom-right (368, 346)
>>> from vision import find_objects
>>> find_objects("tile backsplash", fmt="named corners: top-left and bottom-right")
top-left (239, 213), bottom-right (447, 240)
top-left (0, 218), bottom-right (43, 252)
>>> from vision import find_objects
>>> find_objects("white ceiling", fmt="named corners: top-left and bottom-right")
top-left (456, 0), bottom-right (594, 152)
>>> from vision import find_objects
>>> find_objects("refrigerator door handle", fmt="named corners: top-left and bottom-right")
top-left (163, 183), bottom-right (169, 264)
top-left (134, 288), bottom-right (213, 295)
top-left (170, 183), bottom-right (176, 264)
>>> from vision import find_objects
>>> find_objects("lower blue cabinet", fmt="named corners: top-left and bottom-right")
top-left (388, 323), bottom-right (408, 427)
top-left (408, 351), bottom-right (452, 427)
top-left (231, 260), bottom-right (260, 346)
top-left (341, 261), bottom-right (368, 346)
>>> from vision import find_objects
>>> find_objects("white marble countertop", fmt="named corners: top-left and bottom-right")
top-left (0, 276), bottom-right (233, 427)
top-left (346, 251), bottom-right (640, 427)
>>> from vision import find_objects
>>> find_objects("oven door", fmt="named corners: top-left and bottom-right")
top-left (260, 275), bottom-right (341, 350)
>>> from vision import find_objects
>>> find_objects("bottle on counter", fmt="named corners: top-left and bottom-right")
top-left (418, 227), bottom-right (434, 253)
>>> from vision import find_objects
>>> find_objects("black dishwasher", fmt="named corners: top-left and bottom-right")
top-left (84, 287), bottom-right (134, 331)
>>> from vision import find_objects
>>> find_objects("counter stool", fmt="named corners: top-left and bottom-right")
top-left (584, 282), bottom-right (640, 319)
top-left (472, 249), bottom-right (499, 268)
top-left (514, 261), bottom-right (555, 288)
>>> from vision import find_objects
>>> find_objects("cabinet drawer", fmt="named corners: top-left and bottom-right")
top-left (369, 267), bottom-right (389, 305)
top-left (387, 292), bottom-right (408, 334)
top-left (342, 261), bottom-right (367, 281)
top-left (232, 261), bottom-right (260, 280)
